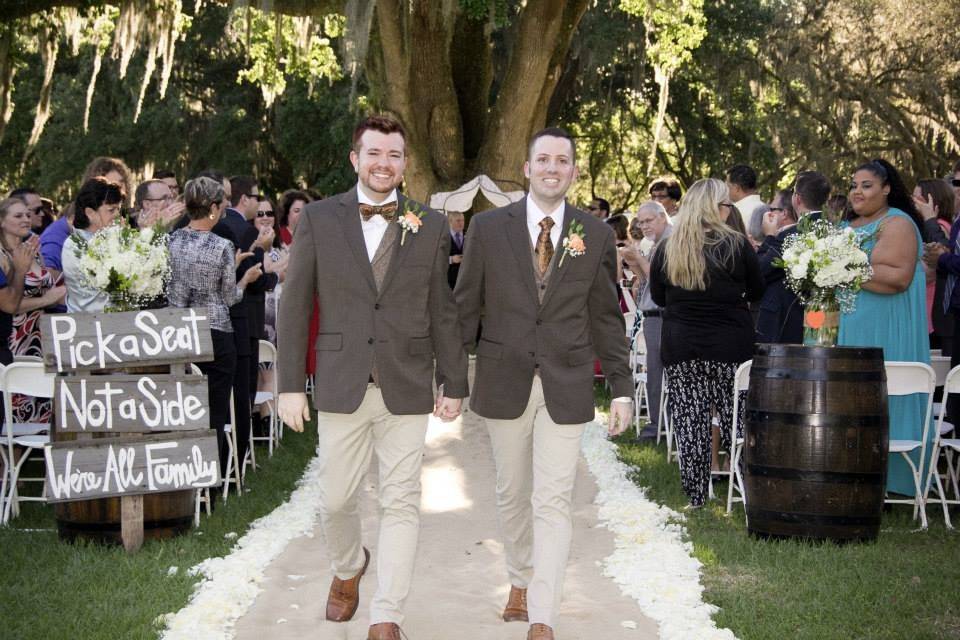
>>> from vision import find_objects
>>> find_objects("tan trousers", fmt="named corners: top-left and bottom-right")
top-left (485, 376), bottom-right (586, 628)
top-left (316, 385), bottom-right (429, 626)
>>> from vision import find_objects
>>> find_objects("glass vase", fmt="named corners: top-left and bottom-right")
top-left (803, 302), bottom-right (840, 346)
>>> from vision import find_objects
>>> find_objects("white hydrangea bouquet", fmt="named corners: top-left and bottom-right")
top-left (72, 223), bottom-right (170, 312)
top-left (775, 218), bottom-right (872, 345)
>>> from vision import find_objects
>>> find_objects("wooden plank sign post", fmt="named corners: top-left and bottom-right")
top-left (40, 308), bottom-right (219, 553)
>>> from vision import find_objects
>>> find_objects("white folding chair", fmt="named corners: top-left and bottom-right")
top-left (1, 362), bottom-right (56, 524)
top-left (726, 360), bottom-right (751, 514)
top-left (924, 364), bottom-right (960, 528)
top-left (252, 340), bottom-right (279, 457)
top-left (659, 370), bottom-right (676, 461)
top-left (631, 330), bottom-right (649, 434)
top-left (930, 356), bottom-right (954, 439)
top-left (884, 361), bottom-right (936, 529)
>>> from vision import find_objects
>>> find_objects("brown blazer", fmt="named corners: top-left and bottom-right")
top-left (454, 200), bottom-right (632, 424)
top-left (277, 188), bottom-right (468, 414)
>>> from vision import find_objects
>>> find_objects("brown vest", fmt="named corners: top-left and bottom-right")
top-left (529, 237), bottom-right (558, 305)
top-left (369, 221), bottom-right (399, 384)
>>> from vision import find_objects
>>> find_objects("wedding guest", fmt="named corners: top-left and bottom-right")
top-left (840, 159), bottom-right (929, 498)
top-left (625, 201), bottom-right (672, 441)
top-left (747, 203), bottom-right (771, 248)
top-left (61, 178), bottom-right (124, 312)
top-left (7, 188), bottom-right (50, 233)
top-left (447, 211), bottom-right (465, 289)
top-left (255, 196), bottom-right (289, 344)
top-left (154, 169), bottom-right (180, 198)
top-left (951, 160), bottom-right (960, 213)
top-left (756, 171), bottom-right (830, 344)
top-left (588, 197), bottom-right (610, 219)
top-left (81, 156), bottom-right (133, 207)
top-left (649, 179), bottom-right (682, 221)
top-left (0, 198), bottom-right (54, 367)
top-left (133, 179), bottom-right (186, 229)
top-left (726, 164), bottom-right (763, 229)
top-left (0, 196), bottom-right (65, 422)
top-left (279, 189), bottom-right (311, 245)
top-left (914, 179), bottom-right (955, 353)
top-left (827, 193), bottom-right (848, 220)
top-left (168, 177), bottom-right (262, 477)
top-left (649, 178), bottom-right (764, 507)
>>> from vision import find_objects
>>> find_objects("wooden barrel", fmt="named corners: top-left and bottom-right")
top-left (52, 365), bottom-right (195, 545)
top-left (744, 344), bottom-right (888, 542)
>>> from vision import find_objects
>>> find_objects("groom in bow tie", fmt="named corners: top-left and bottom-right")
top-left (455, 127), bottom-right (632, 640)
top-left (277, 115), bottom-right (468, 640)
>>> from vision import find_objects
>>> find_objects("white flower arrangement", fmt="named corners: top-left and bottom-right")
top-left (776, 218), bottom-right (872, 312)
top-left (72, 223), bottom-right (170, 311)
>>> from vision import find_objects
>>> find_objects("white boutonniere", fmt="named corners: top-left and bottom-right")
top-left (558, 220), bottom-right (586, 267)
top-left (398, 201), bottom-right (426, 245)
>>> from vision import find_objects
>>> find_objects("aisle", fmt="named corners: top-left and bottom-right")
top-left (232, 409), bottom-right (658, 639)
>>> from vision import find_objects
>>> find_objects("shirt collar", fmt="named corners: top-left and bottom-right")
top-left (356, 184), bottom-right (399, 207)
top-left (525, 194), bottom-right (565, 226)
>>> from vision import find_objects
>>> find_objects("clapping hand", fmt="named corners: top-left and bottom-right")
top-left (235, 249), bottom-right (253, 267)
top-left (912, 192), bottom-right (938, 221)
top-left (761, 210), bottom-right (781, 237)
top-left (13, 236), bottom-right (38, 273)
top-left (257, 226), bottom-right (275, 250)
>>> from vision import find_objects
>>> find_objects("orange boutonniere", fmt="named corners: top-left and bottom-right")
top-left (398, 201), bottom-right (426, 245)
top-left (558, 220), bottom-right (586, 267)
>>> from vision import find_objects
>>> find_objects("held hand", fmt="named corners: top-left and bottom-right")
top-left (12, 236), bottom-right (38, 273)
top-left (450, 255), bottom-right (463, 264)
top-left (608, 399), bottom-right (633, 437)
top-left (433, 396), bottom-right (462, 422)
top-left (761, 211), bottom-right (780, 237)
top-left (264, 254), bottom-right (289, 274)
top-left (278, 392), bottom-right (310, 433)
top-left (923, 242), bottom-right (947, 267)
top-left (912, 192), bottom-right (937, 221)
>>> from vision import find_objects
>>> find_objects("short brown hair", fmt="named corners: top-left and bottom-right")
top-left (528, 127), bottom-right (577, 164)
top-left (352, 115), bottom-right (406, 152)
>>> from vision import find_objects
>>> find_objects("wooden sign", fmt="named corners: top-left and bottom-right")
top-left (40, 307), bottom-right (214, 373)
top-left (44, 431), bottom-right (220, 503)
top-left (55, 374), bottom-right (210, 433)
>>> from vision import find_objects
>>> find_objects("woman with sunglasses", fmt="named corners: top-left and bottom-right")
top-left (254, 197), bottom-right (289, 344)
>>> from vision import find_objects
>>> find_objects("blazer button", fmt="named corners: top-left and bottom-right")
top-left (528, 351), bottom-right (535, 357)
top-left (368, 338), bottom-right (374, 344)
top-left (374, 303), bottom-right (381, 309)
top-left (536, 319), bottom-right (542, 325)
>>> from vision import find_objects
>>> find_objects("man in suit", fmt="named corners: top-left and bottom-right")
top-left (454, 127), bottom-right (632, 640)
top-left (447, 211), bottom-right (465, 289)
top-left (277, 116), bottom-right (468, 640)
top-left (756, 171), bottom-right (830, 343)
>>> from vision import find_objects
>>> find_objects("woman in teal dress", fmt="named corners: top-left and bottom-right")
top-left (839, 159), bottom-right (931, 497)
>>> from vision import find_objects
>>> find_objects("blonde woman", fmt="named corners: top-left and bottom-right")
top-left (649, 178), bottom-right (764, 507)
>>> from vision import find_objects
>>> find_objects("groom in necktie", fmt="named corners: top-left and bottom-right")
top-left (277, 115), bottom-right (468, 640)
top-left (454, 127), bottom-right (632, 640)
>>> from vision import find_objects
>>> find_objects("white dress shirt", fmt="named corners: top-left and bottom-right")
top-left (358, 184), bottom-right (399, 262)
top-left (734, 193), bottom-right (764, 229)
top-left (525, 194), bottom-right (565, 250)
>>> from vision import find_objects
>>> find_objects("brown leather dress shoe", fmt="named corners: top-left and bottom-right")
top-left (367, 622), bottom-right (402, 640)
top-left (325, 547), bottom-right (371, 622)
top-left (527, 623), bottom-right (555, 639)
top-left (503, 585), bottom-right (529, 622)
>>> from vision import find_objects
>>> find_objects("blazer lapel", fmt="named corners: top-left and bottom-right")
top-left (376, 194), bottom-right (413, 299)
top-left (338, 190), bottom-right (378, 295)
top-left (504, 201), bottom-right (540, 304)
top-left (540, 203), bottom-right (581, 309)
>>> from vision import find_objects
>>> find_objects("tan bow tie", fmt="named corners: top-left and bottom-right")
top-left (359, 202), bottom-right (399, 222)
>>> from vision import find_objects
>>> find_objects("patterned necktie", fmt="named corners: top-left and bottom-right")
top-left (359, 202), bottom-right (399, 222)
top-left (536, 217), bottom-right (555, 276)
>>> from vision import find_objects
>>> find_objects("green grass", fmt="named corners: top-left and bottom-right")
top-left (0, 419), bottom-right (317, 640)
top-left (613, 430), bottom-right (960, 640)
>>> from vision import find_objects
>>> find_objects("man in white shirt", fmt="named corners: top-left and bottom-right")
top-left (726, 164), bottom-right (764, 228)
top-left (455, 127), bottom-right (632, 640)
top-left (277, 116), bottom-right (468, 640)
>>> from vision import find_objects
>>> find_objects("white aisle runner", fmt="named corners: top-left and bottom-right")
top-left (228, 410), bottom-right (659, 640)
